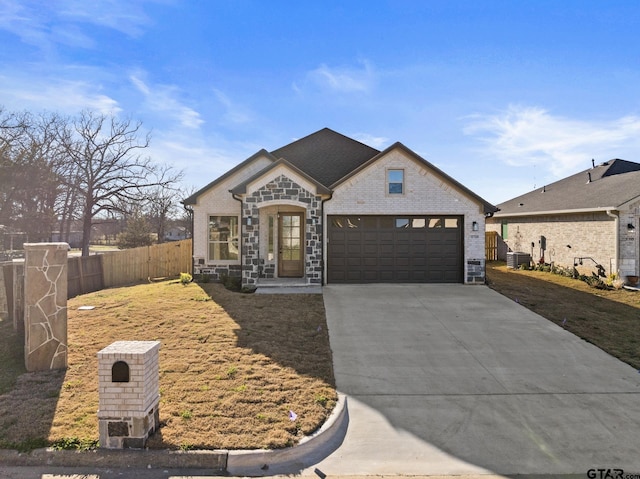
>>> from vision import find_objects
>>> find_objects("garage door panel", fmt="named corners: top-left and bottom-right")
top-left (328, 215), bottom-right (462, 283)
top-left (380, 244), bottom-right (395, 255)
top-left (379, 256), bottom-right (394, 266)
top-left (363, 244), bottom-right (378, 255)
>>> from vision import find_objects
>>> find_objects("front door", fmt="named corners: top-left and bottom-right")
top-left (278, 213), bottom-right (304, 277)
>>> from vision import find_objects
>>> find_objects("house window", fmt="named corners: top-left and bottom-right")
top-left (501, 221), bottom-right (508, 240)
top-left (387, 169), bottom-right (404, 195)
top-left (208, 216), bottom-right (239, 261)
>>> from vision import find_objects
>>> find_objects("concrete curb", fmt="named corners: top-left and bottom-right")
top-left (227, 392), bottom-right (349, 476)
top-left (0, 392), bottom-right (348, 474)
top-left (0, 447), bottom-right (227, 470)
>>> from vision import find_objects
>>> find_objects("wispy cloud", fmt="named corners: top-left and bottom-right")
top-left (131, 74), bottom-right (204, 129)
top-left (0, 74), bottom-right (121, 114)
top-left (464, 105), bottom-right (640, 177)
top-left (213, 89), bottom-right (252, 124)
top-left (302, 60), bottom-right (376, 94)
top-left (0, 0), bottom-right (154, 51)
top-left (57, 0), bottom-right (154, 38)
top-left (352, 132), bottom-right (389, 150)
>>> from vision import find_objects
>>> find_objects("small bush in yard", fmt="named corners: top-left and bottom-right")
top-left (180, 272), bottom-right (192, 285)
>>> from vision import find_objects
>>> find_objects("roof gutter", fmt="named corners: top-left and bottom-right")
top-left (183, 203), bottom-right (194, 275)
top-left (492, 206), bottom-right (619, 218)
top-left (606, 209), bottom-right (619, 275)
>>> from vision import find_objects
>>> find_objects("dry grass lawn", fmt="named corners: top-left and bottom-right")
top-left (0, 280), bottom-right (335, 451)
top-left (486, 262), bottom-right (640, 369)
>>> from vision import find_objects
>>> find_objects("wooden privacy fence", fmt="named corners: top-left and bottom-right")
top-left (68, 239), bottom-right (192, 298)
top-left (485, 231), bottom-right (499, 261)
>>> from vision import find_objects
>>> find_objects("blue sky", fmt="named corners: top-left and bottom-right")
top-left (2, 1), bottom-right (640, 204)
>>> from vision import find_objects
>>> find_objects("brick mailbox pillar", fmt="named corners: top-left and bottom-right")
top-left (97, 341), bottom-right (161, 449)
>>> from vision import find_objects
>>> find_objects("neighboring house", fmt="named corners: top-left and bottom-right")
top-left (51, 230), bottom-right (83, 248)
top-left (164, 226), bottom-right (189, 242)
top-left (486, 159), bottom-right (640, 278)
top-left (183, 128), bottom-right (497, 286)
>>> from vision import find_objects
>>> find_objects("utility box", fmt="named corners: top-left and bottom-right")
top-left (507, 252), bottom-right (531, 269)
top-left (97, 341), bottom-right (161, 449)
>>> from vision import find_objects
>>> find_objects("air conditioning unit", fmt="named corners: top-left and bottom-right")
top-left (507, 252), bottom-right (531, 269)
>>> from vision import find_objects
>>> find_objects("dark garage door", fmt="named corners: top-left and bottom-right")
top-left (327, 215), bottom-right (463, 283)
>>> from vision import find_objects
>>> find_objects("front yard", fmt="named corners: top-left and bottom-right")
top-left (2, 263), bottom-right (639, 452)
top-left (0, 280), bottom-right (335, 451)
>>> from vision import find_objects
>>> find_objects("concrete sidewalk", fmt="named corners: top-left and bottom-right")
top-left (302, 284), bottom-right (640, 476)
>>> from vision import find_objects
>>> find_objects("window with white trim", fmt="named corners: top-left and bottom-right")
top-left (387, 169), bottom-right (404, 195)
top-left (208, 215), bottom-right (239, 261)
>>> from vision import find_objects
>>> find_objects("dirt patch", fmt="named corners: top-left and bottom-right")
top-left (0, 280), bottom-right (335, 451)
top-left (487, 262), bottom-right (640, 369)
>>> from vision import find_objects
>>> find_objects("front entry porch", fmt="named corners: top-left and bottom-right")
top-left (255, 277), bottom-right (322, 294)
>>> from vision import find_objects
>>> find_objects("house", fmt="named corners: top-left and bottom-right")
top-left (183, 128), bottom-right (497, 286)
top-left (164, 226), bottom-right (189, 242)
top-left (486, 159), bottom-right (640, 278)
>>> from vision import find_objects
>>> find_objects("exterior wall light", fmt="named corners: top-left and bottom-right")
top-left (472, 221), bottom-right (479, 231)
top-left (628, 223), bottom-right (635, 231)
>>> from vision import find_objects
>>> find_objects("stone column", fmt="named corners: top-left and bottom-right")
top-left (24, 243), bottom-right (68, 372)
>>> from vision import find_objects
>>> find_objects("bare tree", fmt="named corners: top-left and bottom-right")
top-left (0, 110), bottom-right (67, 242)
top-left (61, 111), bottom-right (181, 256)
top-left (145, 181), bottom-right (181, 243)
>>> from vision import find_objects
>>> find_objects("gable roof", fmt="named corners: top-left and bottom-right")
top-left (332, 142), bottom-right (498, 215)
top-left (183, 128), bottom-right (378, 205)
top-left (183, 149), bottom-right (277, 205)
top-left (270, 128), bottom-right (380, 187)
top-left (229, 158), bottom-right (332, 196)
top-left (183, 128), bottom-right (497, 214)
top-left (494, 159), bottom-right (640, 217)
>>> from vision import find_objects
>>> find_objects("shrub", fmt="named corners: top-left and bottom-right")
top-left (179, 272), bottom-right (192, 285)
top-left (220, 274), bottom-right (242, 292)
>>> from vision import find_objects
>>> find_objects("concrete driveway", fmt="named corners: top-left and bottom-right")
top-left (305, 284), bottom-right (640, 477)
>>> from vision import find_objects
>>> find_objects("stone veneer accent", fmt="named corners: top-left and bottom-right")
top-left (24, 243), bottom-right (68, 372)
top-left (466, 258), bottom-right (486, 283)
top-left (242, 174), bottom-right (323, 285)
top-left (97, 340), bottom-right (161, 449)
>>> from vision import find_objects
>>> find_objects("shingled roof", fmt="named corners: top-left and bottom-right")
top-left (270, 128), bottom-right (380, 187)
top-left (494, 159), bottom-right (640, 217)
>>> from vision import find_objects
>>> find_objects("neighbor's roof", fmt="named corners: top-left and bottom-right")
top-left (494, 159), bottom-right (640, 217)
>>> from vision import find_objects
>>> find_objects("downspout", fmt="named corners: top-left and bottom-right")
top-left (182, 203), bottom-right (194, 275)
top-left (606, 209), bottom-right (619, 275)
top-left (320, 192), bottom-right (333, 286)
top-left (231, 192), bottom-right (244, 282)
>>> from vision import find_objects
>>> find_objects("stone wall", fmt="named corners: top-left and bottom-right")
top-left (243, 174), bottom-right (323, 285)
top-left (23, 243), bottom-right (68, 372)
